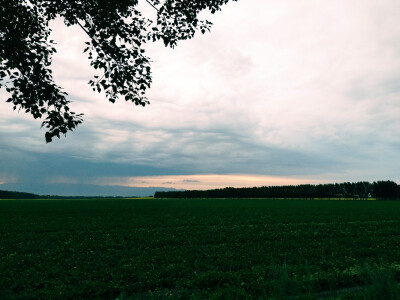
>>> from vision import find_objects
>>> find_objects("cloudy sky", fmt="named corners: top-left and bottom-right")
top-left (1, 0), bottom-right (400, 196)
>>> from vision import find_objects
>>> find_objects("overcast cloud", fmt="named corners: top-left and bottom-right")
top-left (1, 0), bottom-right (399, 195)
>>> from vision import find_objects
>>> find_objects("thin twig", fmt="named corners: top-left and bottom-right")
top-left (75, 19), bottom-right (92, 40)
top-left (145, 0), bottom-right (159, 11)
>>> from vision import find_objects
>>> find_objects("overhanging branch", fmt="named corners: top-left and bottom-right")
top-left (145, 0), bottom-right (159, 11)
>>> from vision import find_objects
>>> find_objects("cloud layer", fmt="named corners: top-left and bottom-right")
top-left (1, 0), bottom-right (400, 194)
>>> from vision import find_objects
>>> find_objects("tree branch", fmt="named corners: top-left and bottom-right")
top-left (145, 0), bottom-right (159, 11)
top-left (75, 18), bottom-right (92, 40)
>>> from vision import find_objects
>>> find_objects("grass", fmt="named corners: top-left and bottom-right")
top-left (1, 198), bottom-right (400, 299)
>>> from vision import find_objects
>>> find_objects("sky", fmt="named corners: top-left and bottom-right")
top-left (1, 0), bottom-right (400, 196)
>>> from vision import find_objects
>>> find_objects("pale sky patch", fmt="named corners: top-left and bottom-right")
top-left (0, 173), bottom-right (17, 185)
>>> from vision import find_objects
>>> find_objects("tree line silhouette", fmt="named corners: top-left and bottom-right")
top-left (0, 190), bottom-right (138, 199)
top-left (154, 181), bottom-right (400, 199)
top-left (0, 190), bottom-right (40, 199)
top-left (1, 181), bottom-right (398, 199)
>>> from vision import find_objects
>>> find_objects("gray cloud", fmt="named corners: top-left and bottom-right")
top-left (1, 0), bottom-right (400, 194)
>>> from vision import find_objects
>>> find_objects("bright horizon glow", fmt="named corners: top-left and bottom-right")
top-left (90, 174), bottom-right (324, 190)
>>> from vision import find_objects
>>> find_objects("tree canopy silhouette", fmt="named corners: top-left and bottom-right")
top-left (155, 181), bottom-right (400, 199)
top-left (0, 0), bottom-right (237, 142)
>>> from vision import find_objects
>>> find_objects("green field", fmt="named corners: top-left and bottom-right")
top-left (1, 198), bottom-right (400, 299)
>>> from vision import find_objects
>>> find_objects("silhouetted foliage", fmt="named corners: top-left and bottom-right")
top-left (372, 181), bottom-right (400, 199)
top-left (0, 0), bottom-right (237, 142)
top-left (0, 189), bottom-right (144, 199)
top-left (154, 181), bottom-right (400, 199)
top-left (0, 190), bottom-right (39, 199)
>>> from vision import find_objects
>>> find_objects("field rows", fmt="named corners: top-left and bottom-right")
top-left (1, 198), bottom-right (400, 299)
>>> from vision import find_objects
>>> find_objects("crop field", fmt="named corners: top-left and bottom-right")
top-left (1, 198), bottom-right (400, 299)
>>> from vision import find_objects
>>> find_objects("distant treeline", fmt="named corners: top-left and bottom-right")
top-left (0, 190), bottom-right (40, 199)
top-left (0, 190), bottom-right (141, 199)
top-left (154, 181), bottom-right (400, 199)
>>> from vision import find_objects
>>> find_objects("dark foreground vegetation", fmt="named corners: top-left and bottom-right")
top-left (155, 180), bottom-right (400, 200)
top-left (1, 198), bottom-right (400, 299)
